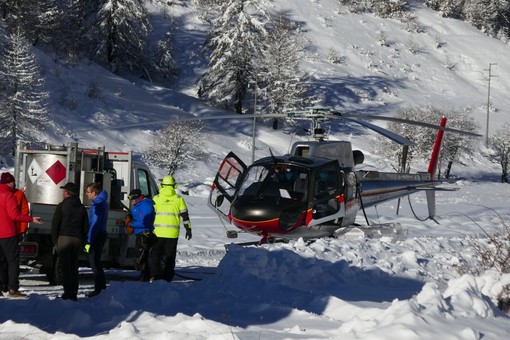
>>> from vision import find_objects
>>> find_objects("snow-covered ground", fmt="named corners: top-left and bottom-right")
top-left (1, 0), bottom-right (510, 339)
top-left (1, 184), bottom-right (510, 339)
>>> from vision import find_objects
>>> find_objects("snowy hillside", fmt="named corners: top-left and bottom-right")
top-left (3, 0), bottom-right (503, 183)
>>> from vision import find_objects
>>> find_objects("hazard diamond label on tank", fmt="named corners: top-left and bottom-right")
top-left (28, 159), bottom-right (43, 184)
top-left (45, 160), bottom-right (67, 185)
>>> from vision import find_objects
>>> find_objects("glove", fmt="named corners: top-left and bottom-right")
top-left (185, 225), bottom-right (192, 240)
top-left (124, 214), bottom-right (134, 235)
top-left (84, 243), bottom-right (91, 253)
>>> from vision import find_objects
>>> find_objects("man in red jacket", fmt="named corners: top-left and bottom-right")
top-left (0, 172), bottom-right (43, 298)
top-left (0, 172), bottom-right (29, 293)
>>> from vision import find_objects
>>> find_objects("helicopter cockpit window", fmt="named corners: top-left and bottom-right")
top-left (238, 164), bottom-right (309, 201)
top-left (238, 166), bottom-right (269, 196)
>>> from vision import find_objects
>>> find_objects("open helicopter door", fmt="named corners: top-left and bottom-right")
top-left (208, 152), bottom-right (247, 223)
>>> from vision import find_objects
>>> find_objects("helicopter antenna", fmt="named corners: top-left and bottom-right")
top-left (269, 148), bottom-right (277, 164)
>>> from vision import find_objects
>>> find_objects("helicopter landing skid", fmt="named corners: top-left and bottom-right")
top-left (335, 223), bottom-right (408, 243)
top-left (224, 238), bottom-right (290, 250)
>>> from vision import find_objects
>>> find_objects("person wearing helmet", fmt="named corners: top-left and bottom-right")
top-left (150, 175), bottom-right (192, 282)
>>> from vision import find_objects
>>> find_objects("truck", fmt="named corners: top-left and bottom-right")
top-left (14, 141), bottom-right (160, 284)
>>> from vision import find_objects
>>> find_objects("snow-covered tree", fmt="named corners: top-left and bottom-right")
top-left (488, 123), bottom-right (510, 183)
top-left (142, 120), bottom-right (206, 175)
top-left (338, 0), bottom-right (408, 18)
top-left (425, 0), bottom-right (510, 40)
top-left (198, 0), bottom-right (270, 114)
top-left (60, 0), bottom-right (88, 59)
top-left (437, 109), bottom-right (479, 178)
top-left (91, 0), bottom-right (152, 75)
top-left (374, 106), bottom-right (478, 177)
top-left (33, 0), bottom-right (62, 47)
top-left (193, 0), bottom-right (224, 23)
top-left (0, 27), bottom-right (50, 155)
top-left (464, 0), bottom-right (497, 31)
top-left (150, 32), bottom-right (176, 81)
top-left (374, 106), bottom-right (430, 172)
top-left (258, 14), bottom-right (311, 117)
top-left (3, 0), bottom-right (62, 47)
top-left (424, 0), bottom-right (465, 18)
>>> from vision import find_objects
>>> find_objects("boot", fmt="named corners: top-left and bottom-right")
top-left (8, 289), bottom-right (27, 298)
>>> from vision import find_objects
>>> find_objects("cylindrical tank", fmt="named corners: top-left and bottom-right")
top-left (24, 153), bottom-right (69, 205)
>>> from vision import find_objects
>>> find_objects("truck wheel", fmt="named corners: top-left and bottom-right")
top-left (45, 254), bottom-right (63, 286)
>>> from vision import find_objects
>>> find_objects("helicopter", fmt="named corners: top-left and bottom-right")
top-left (206, 108), bottom-right (480, 245)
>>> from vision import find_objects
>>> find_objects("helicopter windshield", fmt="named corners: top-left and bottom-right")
top-left (238, 163), bottom-right (309, 201)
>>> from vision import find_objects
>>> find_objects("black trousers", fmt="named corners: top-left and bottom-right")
top-left (0, 245), bottom-right (7, 291)
top-left (135, 232), bottom-right (157, 281)
top-left (57, 235), bottom-right (82, 299)
top-left (89, 231), bottom-right (107, 291)
top-left (150, 237), bottom-right (178, 282)
top-left (0, 236), bottom-right (20, 291)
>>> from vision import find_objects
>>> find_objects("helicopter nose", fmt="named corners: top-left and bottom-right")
top-left (279, 208), bottom-right (304, 230)
top-left (231, 197), bottom-right (305, 232)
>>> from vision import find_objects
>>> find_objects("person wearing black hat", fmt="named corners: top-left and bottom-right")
top-left (127, 189), bottom-right (156, 281)
top-left (51, 182), bottom-right (88, 301)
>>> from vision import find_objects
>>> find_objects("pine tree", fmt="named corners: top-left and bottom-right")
top-left (463, 0), bottom-right (499, 36)
top-left (33, 0), bottom-right (62, 47)
top-left (258, 14), bottom-right (311, 117)
top-left (3, 0), bottom-right (61, 47)
top-left (150, 32), bottom-right (176, 81)
top-left (92, 0), bottom-right (152, 75)
top-left (198, 0), bottom-right (270, 114)
top-left (61, 0), bottom-right (88, 59)
top-left (0, 27), bottom-right (50, 155)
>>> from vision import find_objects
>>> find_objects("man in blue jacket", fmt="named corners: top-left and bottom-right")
top-left (128, 189), bottom-right (156, 281)
top-left (84, 183), bottom-right (108, 297)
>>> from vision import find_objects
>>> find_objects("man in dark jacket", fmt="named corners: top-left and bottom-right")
top-left (51, 182), bottom-right (88, 301)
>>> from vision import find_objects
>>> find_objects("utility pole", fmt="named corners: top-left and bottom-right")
top-left (485, 63), bottom-right (497, 147)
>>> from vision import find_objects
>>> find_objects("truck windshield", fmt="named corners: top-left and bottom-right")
top-left (238, 164), bottom-right (309, 202)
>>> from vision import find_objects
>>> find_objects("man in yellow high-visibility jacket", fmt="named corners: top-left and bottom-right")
top-left (150, 175), bottom-right (192, 282)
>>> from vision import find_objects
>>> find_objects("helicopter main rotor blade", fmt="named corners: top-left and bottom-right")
top-left (343, 117), bottom-right (415, 146)
top-left (332, 111), bottom-right (481, 137)
top-left (72, 113), bottom-right (286, 133)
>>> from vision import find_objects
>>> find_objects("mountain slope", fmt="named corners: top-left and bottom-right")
top-left (3, 0), bottom-right (508, 180)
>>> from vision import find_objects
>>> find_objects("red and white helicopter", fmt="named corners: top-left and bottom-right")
top-left (207, 108), bottom-right (479, 244)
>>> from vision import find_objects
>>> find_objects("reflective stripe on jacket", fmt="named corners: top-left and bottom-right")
top-left (153, 186), bottom-right (189, 239)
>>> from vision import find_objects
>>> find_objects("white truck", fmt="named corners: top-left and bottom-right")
top-left (14, 141), bottom-right (159, 284)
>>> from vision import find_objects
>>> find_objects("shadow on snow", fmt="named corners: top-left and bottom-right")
top-left (0, 245), bottom-right (424, 336)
